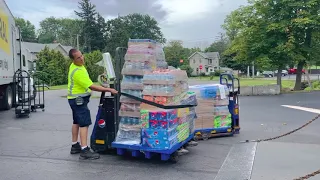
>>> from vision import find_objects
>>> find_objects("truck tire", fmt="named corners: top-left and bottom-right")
top-left (3, 85), bottom-right (13, 110)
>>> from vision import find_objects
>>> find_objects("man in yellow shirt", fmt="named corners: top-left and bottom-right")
top-left (67, 49), bottom-right (118, 160)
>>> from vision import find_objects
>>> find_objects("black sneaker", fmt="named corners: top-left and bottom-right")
top-left (79, 146), bottom-right (100, 160)
top-left (70, 142), bottom-right (81, 154)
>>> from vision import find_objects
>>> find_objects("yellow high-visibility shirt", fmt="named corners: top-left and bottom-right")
top-left (67, 63), bottom-right (93, 99)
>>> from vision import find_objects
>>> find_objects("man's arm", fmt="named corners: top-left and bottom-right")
top-left (74, 69), bottom-right (118, 94)
top-left (89, 84), bottom-right (117, 94)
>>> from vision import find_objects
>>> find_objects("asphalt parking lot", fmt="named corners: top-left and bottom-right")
top-left (1, 89), bottom-right (320, 180)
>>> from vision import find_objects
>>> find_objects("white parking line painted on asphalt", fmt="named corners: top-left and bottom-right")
top-left (281, 105), bottom-right (320, 114)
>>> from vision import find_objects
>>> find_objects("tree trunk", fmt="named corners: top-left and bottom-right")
top-left (277, 66), bottom-right (282, 90)
top-left (294, 60), bottom-right (305, 90)
top-left (294, 28), bottom-right (311, 91)
top-left (305, 67), bottom-right (312, 89)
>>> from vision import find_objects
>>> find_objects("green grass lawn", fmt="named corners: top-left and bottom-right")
top-left (239, 79), bottom-right (295, 88)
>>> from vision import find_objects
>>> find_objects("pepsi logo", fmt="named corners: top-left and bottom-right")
top-left (98, 119), bottom-right (106, 128)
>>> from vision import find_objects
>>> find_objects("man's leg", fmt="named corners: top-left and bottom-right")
top-left (79, 126), bottom-right (88, 148)
top-left (70, 106), bottom-right (81, 154)
top-left (72, 124), bottom-right (79, 142)
top-left (77, 101), bottom-right (100, 160)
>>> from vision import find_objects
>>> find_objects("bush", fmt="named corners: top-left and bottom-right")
top-left (179, 65), bottom-right (193, 77)
top-left (36, 47), bottom-right (104, 86)
top-left (200, 72), bottom-right (206, 76)
top-left (214, 70), bottom-right (221, 76)
top-left (36, 46), bottom-right (70, 86)
top-left (303, 80), bottom-right (320, 91)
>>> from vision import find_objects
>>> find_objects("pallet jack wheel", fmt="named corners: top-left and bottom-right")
top-left (202, 133), bottom-right (210, 141)
top-left (193, 135), bottom-right (200, 141)
top-left (170, 152), bottom-right (179, 163)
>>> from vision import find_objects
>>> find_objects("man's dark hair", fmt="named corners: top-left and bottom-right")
top-left (69, 49), bottom-right (78, 60)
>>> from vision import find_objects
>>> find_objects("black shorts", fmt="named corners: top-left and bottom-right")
top-left (68, 96), bottom-right (92, 127)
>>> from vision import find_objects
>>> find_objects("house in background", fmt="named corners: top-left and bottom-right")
top-left (21, 42), bottom-right (74, 71)
top-left (188, 51), bottom-right (220, 76)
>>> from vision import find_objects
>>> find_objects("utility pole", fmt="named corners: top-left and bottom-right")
top-left (76, 34), bottom-right (79, 50)
top-left (252, 61), bottom-right (255, 79)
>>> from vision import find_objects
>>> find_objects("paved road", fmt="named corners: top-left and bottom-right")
top-left (1, 89), bottom-right (320, 180)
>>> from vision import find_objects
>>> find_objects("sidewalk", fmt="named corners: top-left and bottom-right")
top-left (215, 141), bottom-right (320, 180)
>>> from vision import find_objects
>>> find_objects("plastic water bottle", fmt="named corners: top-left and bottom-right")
top-left (126, 62), bottom-right (132, 70)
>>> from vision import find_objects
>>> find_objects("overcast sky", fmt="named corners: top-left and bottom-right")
top-left (6, 0), bottom-right (248, 49)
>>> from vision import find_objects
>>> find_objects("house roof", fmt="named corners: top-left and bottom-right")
top-left (188, 51), bottom-right (220, 60)
top-left (22, 42), bottom-right (74, 54)
top-left (62, 45), bottom-right (73, 53)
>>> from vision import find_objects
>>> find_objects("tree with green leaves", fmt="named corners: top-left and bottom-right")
top-left (222, 5), bottom-right (264, 76)
top-left (84, 50), bottom-right (104, 82)
top-left (104, 13), bottom-right (166, 57)
top-left (163, 40), bottom-right (192, 68)
top-left (75, 0), bottom-right (106, 52)
top-left (276, 0), bottom-right (320, 90)
top-left (14, 17), bottom-right (37, 42)
top-left (205, 33), bottom-right (229, 54)
top-left (37, 17), bottom-right (83, 47)
top-left (224, 0), bottom-right (320, 90)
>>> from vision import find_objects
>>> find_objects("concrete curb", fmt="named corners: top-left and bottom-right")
top-left (240, 85), bottom-right (280, 96)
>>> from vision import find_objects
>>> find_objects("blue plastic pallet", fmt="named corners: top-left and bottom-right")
top-left (111, 134), bottom-right (194, 161)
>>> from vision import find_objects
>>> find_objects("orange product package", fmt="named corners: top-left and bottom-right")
top-left (143, 95), bottom-right (154, 102)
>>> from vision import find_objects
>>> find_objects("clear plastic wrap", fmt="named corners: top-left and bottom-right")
top-left (142, 69), bottom-right (189, 96)
top-left (143, 69), bottom-right (188, 84)
top-left (213, 105), bottom-right (230, 116)
top-left (114, 129), bottom-right (141, 145)
top-left (142, 95), bottom-right (175, 105)
top-left (214, 114), bottom-right (232, 128)
top-left (121, 89), bottom-right (143, 98)
top-left (127, 39), bottom-right (157, 48)
top-left (142, 134), bottom-right (178, 149)
top-left (121, 61), bottom-right (155, 75)
top-left (115, 39), bottom-right (160, 146)
top-left (116, 39), bottom-right (197, 149)
top-left (114, 116), bottom-right (142, 145)
top-left (176, 121), bottom-right (190, 142)
top-left (121, 75), bottom-right (143, 90)
top-left (189, 84), bottom-right (232, 131)
top-left (189, 84), bottom-right (229, 100)
top-left (180, 91), bottom-right (198, 106)
top-left (187, 113), bottom-right (196, 134)
top-left (119, 103), bottom-right (141, 117)
top-left (124, 54), bottom-right (157, 62)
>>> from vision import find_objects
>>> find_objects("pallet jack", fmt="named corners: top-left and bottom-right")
top-left (90, 48), bottom-right (198, 156)
top-left (220, 73), bottom-right (240, 134)
top-left (90, 51), bottom-right (120, 152)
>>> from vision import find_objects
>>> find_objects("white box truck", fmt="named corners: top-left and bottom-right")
top-left (0, 0), bottom-right (35, 111)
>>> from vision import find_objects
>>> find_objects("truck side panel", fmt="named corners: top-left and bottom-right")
top-left (0, 0), bottom-right (16, 86)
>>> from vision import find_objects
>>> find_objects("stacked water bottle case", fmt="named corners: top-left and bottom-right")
top-left (114, 39), bottom-right (196, 151)
top-left (115, 39), bottom-right (167, 145)
top-left (140, 70), bottom-right (197, 149)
